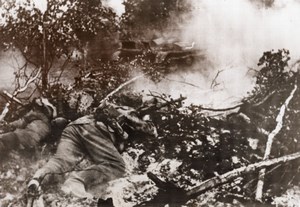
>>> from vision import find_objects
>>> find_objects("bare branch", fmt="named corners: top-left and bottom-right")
top-left (12, 67), bottom-right (41, 96)
top-left (56, 57), bottom-right (71, 82)
top-left (255, 84), bottom-right (297, 201)
top-left (200, 104), bottom-right (243, 112)
top-left (163, 77), bottom-right (204, 89)
top-left (210, 70), bottom-right (224, 89)
top-left (148, 91), bottom-right (171, 103)
top-left (251, 90), bottom-right (276, 107)
top-left (200, 89), bottom-right (276, 113)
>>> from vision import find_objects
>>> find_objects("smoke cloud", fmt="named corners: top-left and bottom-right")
top-left (183, 0), bottom-right (300, 67)
top-left (103, 0), bottom-right (125, 17)
top-left (0, 50), bottom-right (24, 89)
top-left (134, 0), bottom-right (300, 108)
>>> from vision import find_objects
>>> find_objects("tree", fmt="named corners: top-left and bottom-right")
top-left (121, 0), bottom-right (191, 38)
top-left (0, 0), bottom-right (118, 91)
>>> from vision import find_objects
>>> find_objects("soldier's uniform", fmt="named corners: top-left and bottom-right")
top-left (32, 109), bottom-right (157, 198)
top-left (0, 98), bottom-right (56, 156)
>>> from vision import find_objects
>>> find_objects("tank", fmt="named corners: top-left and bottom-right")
top-left (114, 38), bottom-right (205, 67)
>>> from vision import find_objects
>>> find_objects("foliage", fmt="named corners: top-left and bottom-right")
top-left (118, 50), bottom-right (300, 205)
top-left (0, 0), bottom-right (118, 89)
top-left (120, 0), bottom-right (192, 38)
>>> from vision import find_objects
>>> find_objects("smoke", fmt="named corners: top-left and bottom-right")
top-left (183, 0), bottom-right (300, 67)
top-left (32, 0), bottom-right (47, 13)
top-left (0, 50), bottom-right (24, 89)
top-left (103, 0), bottom-right (125, 16)
top-left (134, 0), bottom-right (300, 107)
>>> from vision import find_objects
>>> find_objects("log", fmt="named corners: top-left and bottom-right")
top-left (186, 151), bottom-right (300, 198)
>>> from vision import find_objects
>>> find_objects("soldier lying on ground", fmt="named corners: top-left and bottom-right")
top-left (27, 98), bottom-right (158, 200)
top-left (0, 98), bottom-right (58, 158)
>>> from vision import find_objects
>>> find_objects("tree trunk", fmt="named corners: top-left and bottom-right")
top-left (42, 21), bottom-right (48, 91)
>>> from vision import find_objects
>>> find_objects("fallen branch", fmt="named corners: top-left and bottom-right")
top-left (200, 104), bottom-right (242, 112)
top-left (200, 90), bottom-right (277, 113)
top-left (255, 84), bottom-right (297, 201)
top-left (163, 77), bottom-right (204, 89)
top-left (186, 151), bottom-right (300, 198)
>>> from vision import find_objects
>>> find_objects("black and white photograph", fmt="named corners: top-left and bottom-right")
top-left (1, 0), bottom-right (300, 206)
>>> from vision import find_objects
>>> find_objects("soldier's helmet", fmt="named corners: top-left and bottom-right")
top-left (114, 91), bottom-right (143, 108)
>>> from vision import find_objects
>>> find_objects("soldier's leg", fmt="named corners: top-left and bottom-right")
top-left (33, 125), bottom-right (85, 186)
top-left (12, 129), bottom-right (40, 149)
top-left (62, 123), bottom-right (126, 198)
top-left (65, 162), bottom-right (125, 198)
top-left (0, 120), bottom-right (51, 153)
top-left (0, 132), bottom-right (19, 154)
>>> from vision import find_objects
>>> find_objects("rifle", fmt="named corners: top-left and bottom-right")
top-left (136, 95), bottom-right (186, 117)
top-left (95, 95), bottom-right (186, 121)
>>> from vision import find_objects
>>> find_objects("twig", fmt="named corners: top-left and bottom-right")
top-left (13, 67), bottom-right (41, 95)
top-left (247, 67), bottom-right (259, 73)
top-left (57, 56), bottom-right (71, 82)
top-left (186, 150), bottom-right (300, 198)
top-left (243, 164), bottom-right (282, 190)
top-left (210, 70), bottom-right (224, 89)
top-left (163, 77), bottom-right (204, 89)
top-left (255, 84), bottom-right (297, 201)
top-left (251, 90), bottom-right (276, 107)
top-left (148, 91), bottom-right (171, 103)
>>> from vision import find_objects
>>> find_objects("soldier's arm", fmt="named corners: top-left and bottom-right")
top-left (9, 110), bottom-right (39, 129)
top-left (102, 102), bottom-right (158, 137)
top-left (120, 111), bottom-right (158, 137)
top-left (7, 117), bottom-right (27, 129)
